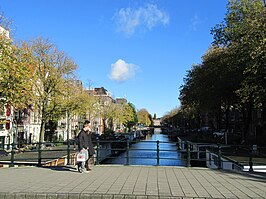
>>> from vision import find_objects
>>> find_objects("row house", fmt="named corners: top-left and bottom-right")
top-left (89, 87), bottom-right (115, 134)
top-left (0, 98), bottom-right (12, 149)
top-left (86, 87), bottom-right (127, 134)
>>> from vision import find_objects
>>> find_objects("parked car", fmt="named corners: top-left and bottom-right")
top-left (213, 129), bottom-right (227, 138)
top-left (198, 126), bottom-right (212, 133)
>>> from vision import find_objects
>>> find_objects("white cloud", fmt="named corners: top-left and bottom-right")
top-left (113, 4), bottom-right (169, 37)
top-left (189, 14), bottom-right (202, 31)
top-left (110, 59), bottom-right (138, 83)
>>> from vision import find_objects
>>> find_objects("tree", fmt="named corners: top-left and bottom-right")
top-left (96, 97), bottom-right (116, 133)
top-left (211, 0), bottom-right (266, 138)
top-left (179, 64), bottom-right (211, 128)
top-left (122, 102), bottom-right (138, 131)
top-left (202, 46), bottom-right (244, 129)
top-left (137, 109), bottom-right (152, 126)
top-left (0, 11), bottom-right (11, 32)
top-left (0, 34), bottom-right (34, 110)
top-left (24, 38), bottom-right (78, 142)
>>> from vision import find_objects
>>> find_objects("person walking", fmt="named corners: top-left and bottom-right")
top-left (77, 120), bottom-right (95, 172)
top-left (77, 120), bottom-right (90, 173)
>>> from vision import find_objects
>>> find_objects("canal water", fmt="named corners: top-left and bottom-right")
top-left (102, 132), bottom-right (186, 166)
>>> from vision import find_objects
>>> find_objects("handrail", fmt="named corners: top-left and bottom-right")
top-left (0, 139), bottom-right (266, 171)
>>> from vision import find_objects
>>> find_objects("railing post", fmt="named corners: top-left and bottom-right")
top-left (249, 156), bottom-right (253, 172)
top-left (67, 140), bottom-right (70, 165)
top-left (126, 139), bottom-right (129, 165)
top-left (38, 142), bottom-right (42, 167)
top-left (7, 135), bottom-right (10, 150)
top-left (156, 140), bottom-right (160, 166)
top-left (96, 138), bottom-right (100, 165)
top-left (10, 140), bottom-right (15, 167)
top-left (217, 144), bottom-right (222, 169)
top-left (186, 141), bottom-right (191, 167)
top-left (249, 145), bottom-right (254, 172)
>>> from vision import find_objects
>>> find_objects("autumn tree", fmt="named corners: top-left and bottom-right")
top-left (96, 97), bottom-right (116, 133)
top-left (0, 11), bottom-right (11, 33)
top-left (24, 38), bottom-right (78, 142)
top-left (137, 109), bottom-right (152, 126)
top-left (0, 33), bottom-right (34, 111)
top-left (122, 102), bottom-right (138, 131)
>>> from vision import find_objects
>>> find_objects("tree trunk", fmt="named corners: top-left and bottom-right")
top-left (39, 120), bottom-right (45, 143)
top-left (243, 102), bottom-right (253, 141)
top-left (216, 107), bottom-right (222, 130)
top-left (102, 118), bottom-right (106, 133)
top-left (225, 104), bottom-right (230, 130)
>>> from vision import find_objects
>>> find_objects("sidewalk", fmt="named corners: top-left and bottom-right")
top-left (0, 165), bottom-right (265, 198)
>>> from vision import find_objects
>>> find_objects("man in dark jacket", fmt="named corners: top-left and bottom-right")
top-left (77, 120), bottom-right (95, 172)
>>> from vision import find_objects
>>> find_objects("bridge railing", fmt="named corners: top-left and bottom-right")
top-left (94, 139), bottom-right (186, 166)
top-left (0, 139), bottom-right (266, 172)
top-left (0, 141), bottom-right (77, 167)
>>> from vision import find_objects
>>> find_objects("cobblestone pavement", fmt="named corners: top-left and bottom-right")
top-left (0, 165), bottom-right (265, 199)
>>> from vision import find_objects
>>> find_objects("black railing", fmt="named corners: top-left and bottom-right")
top-left (93, 139), bottom-right (186, 166)
top-left (0, 139), bottom-right (266, 172)
top-left (0, 141), bottom-right (76, 167)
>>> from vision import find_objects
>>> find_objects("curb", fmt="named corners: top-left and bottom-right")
top-left (0, 192), bottom-right (211, 199)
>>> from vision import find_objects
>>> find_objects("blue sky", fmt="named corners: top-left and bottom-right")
top-left (1, 0), bottom-right (228, 118)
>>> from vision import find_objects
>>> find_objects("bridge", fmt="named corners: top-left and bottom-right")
top-left (0, 165), bottom-right (266, 199)
top-left (1, 137), bottom-right (266, 198)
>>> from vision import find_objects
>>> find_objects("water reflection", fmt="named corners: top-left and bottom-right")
top-left (102, 133), bottom-right (186, 166)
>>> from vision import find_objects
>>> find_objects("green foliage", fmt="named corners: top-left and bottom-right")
top-left (177, 0), bottom-right (266, 136)
top-left (211, 0), bottom-right (266, 108)
top-left (137, 108), bottom-right (152, 126)
top-left (0, 36), bottom-right (34, 110)
top-left (123, 102), bottom-right (138, 129)
top-left (24, 38), bottom-right (79, 142)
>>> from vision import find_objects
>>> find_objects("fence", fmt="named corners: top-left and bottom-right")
top-left (0, 139), bottom-right (266, 172)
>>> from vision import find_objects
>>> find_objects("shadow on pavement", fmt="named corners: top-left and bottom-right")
top-left (42, 165), bottom-right (79, 173)
top-left (216, 169), bottom-right (266, 182)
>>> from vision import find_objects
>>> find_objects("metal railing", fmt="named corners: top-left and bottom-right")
top-left (0, 139), bottom-right (266, 172)
top-left (94, 139), bottom-right (186, 166)
top-left (0, 141), bottom-right (76, 167)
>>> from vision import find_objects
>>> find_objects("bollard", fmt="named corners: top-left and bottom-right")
top-left (156, 140), bottom-right (160, 166)
top-left (38, 142), bottom-right (42, 167)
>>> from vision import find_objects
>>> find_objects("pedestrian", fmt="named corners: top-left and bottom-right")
top-left (77, 120), bottom-right (95, 173)
top-left (86, 122), bottom-right (95, 171)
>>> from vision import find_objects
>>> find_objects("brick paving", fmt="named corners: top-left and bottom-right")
top-left (0, 165), bottom-right (265, 198)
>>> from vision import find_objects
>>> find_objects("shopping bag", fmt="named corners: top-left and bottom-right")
top-left (76, 151), bottom-right (85, 162)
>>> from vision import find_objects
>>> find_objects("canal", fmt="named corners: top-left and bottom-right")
top-left (102, 132), bottom-right (186, 166)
